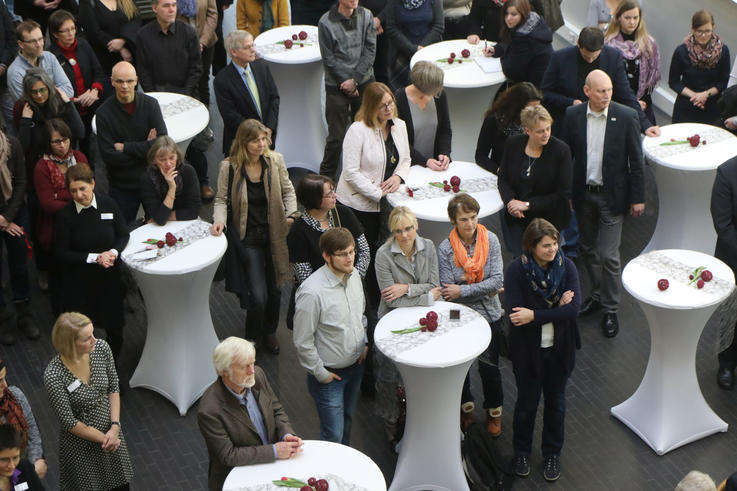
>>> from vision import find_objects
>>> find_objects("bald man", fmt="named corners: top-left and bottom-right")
top-left (96, 62), bottom-right (168, 223)
top-left (562, 70), bottom-right (644, 338)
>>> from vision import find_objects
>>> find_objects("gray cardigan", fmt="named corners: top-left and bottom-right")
top-left (375, 236), bottom-right (439, 318)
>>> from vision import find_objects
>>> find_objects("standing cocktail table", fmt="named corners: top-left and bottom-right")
top-left (614, 249), bottom-right (734, 454)
top-left (375, 302), bottom-right (491, 491)
top-left (121, 219), bottom-right (226, 415)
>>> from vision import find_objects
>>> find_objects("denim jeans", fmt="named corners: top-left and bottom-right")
top-left (512, 348), bottom-right (569, 457)
top-left (307, 361), bottom-right (365, 444)
top-left (462, 318), bottom-right (503, 409)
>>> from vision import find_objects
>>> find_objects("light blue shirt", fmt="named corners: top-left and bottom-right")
top-left (224, 383), bottom-right (277, 459)
top-left (7, 51), bottom-right (74, 102)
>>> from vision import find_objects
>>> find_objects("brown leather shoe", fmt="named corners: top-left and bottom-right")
top-left (200, 185), bottom-right (215, 201)
top-left (263, 333), bottom-right (280, 355)
top-left (487, 414), bottom-right (502, 437)
top-left (460, 402), bottom-right (474, 431)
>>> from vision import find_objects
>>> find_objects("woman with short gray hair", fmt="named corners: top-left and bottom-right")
top-left (394, 61), bottom-right (452, 171)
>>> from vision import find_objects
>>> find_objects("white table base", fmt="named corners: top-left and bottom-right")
top-left (644, 164), bottom-right (718, 255)
top-left (270, 61), bottom-right (327, 173)
top-left (129, 261), bottom-right (220, 416)
top-left (390, 360), bottom-right (472, 491)
top-left (446, 85), bottom-right (501, 163)
top-left (610, 302), bottom-right (728, 455)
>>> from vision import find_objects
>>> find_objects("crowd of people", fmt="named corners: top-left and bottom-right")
top-left (0, 0), bottom-right (736, 488)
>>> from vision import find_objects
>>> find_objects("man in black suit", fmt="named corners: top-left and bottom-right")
top-left (541, 27), bottom-right (659, 138)
top-left (710, 155), bottom-right (737, 390)
top-left (562, 70), bottom-right (645, 338)
top-left (214, 30), bottom-right (279, 156)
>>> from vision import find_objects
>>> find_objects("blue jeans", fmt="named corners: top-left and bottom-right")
top-left (307, 361), bottom-right (365, 444)
top-left (512, 348), bottom-right (569, 457)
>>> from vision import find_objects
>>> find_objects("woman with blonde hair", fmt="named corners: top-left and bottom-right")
top-left (604, 0), bottom-right (660, 125)
top-left (211, 119), bottom-right (299, 354)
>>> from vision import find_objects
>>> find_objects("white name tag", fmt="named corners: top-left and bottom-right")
top-left (101, 213), bottom-right (114, 220)
top-left (15, 482), bottom-right (29, 491)
top-left (67, 379), bottom-right (81, 393)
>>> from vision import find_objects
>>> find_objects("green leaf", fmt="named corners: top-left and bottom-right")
top-left (429, 182), bottom-right (445, 188)
top-left (391, 327), bottom-right (423, 334)
top-left (658, 141), bottom-right (688, 146)
top-left (272, 478), bottom-right (309, 487)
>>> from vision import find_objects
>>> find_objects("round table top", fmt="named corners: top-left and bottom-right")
top-left (386, 161), bottom-right (503, 222)
top-left (121, 220), bottom-right (226, 275)
top-left (222, 440), bottom-right (386, 491)
top-left (622, 249), bottom-right (735, 310)
top-left (254, 25), bottom-right (321, 64)
top-left (642, 123), bottom-right (737, 171)
top-left (375, 301), bottom-right (491, 368)
top-left (410, 39), bottom-right (506, 89)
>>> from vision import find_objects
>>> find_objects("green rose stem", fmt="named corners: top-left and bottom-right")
top-left (391, 327), bottom-right (423, 334)
top-left (272, 478), bottom-right (309, 488)
top-left (688, 266), bottom-right (707, 285)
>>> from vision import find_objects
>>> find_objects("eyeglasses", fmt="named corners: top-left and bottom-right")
top-left (392, 225), bottom-right (415, 235)
top-left (380, 101), bottom-right (394, 110)
top-left (332, 249), bottom-right (355, 258)
top-left (50, 137), bottom-right (70, 145)
top-left (30, 87), bottom-right (48, 95)
top-left (21, 37), bottom-right (43, 45)
top-left (694, 29), bottom-right (713, 36)
top-left (56, 27), bottom-right (76, 34)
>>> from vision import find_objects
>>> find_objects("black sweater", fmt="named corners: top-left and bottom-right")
top-left (96, 93), bottom-right (168, 191)
top-left (394, 87), bottom-right (452, 165)
top-left (468, 0), bottom-right (543, 42)
top-left (10, 459), bottom-right (44, 491)
top-left (492, 15), bottom-right (552, 87)
top-left (475, 115), bottom-right (521, 175)
top-left (504, 256), bottom-right (581, 379)
top-left (497, 134), bottom-right (572, 230)
top-left (0, 136), bottom-right (26, 223)
top-left (140, 163), bottom-right (202, 225)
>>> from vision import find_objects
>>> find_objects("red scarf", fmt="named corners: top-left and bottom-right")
top-left (0, 361), bottom-right (29, 451)
top-left (684, 32), bottom-right (724, 69)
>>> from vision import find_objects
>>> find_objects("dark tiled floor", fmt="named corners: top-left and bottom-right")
top-left (2, 100), bottom-right (736, 491)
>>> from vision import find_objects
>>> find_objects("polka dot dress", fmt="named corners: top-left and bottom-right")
top-left (44, 339), bottom-right (133, 491)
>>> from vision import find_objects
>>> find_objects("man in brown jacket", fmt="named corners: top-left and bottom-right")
top-left (197, 337), bottom-right (303, 491)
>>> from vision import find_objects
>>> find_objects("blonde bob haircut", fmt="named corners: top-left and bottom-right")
top-left (213, 336), bottom-right (256, 377)
top-left (147, 135), bottom-right (184, 169)
top-left (52, 312), bottom-right (93, 359)
top-left (520, 104), bottom-right (553, 130)
top-left (355, 82), bottom-right (397, 129)
top-left (229, 119), bottom-right (271, 168)
top-left (388, 206), bottom-right (418, 233)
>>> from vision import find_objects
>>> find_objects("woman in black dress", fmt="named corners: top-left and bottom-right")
top-left (668, 9), bottom-right (731, 124)
top-left (54, 163), bottom-right (129, 362)
top-left (498, 104), bottom-right (571, 256)
top-left (78, 0), bottom-right (140, 78)
top-left (139, 135), bottom-right (201, 225)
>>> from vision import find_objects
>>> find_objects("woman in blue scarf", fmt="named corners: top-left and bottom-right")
top-left (503, 218), bottom-right (581, 482)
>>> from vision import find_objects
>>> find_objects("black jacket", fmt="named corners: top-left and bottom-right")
top-left (394, 87), bottom-right (451, 165)
top-left (711, 156), bottom-right (737, 276)
top-left (140, 163), bottom-right (202, 225)
top-left (492, 14), bottom-right (552, 87)
top-left (468, 0), bottom-right (543, 42)
top-left (0, 0), bottom-right (16, 68)
top-left (48, 38), bottom-right (106, 99)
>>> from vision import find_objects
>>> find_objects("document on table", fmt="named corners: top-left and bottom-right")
top-left (474, 56), bottom-right (502, 73)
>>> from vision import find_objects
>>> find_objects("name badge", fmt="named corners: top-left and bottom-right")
top-left (67, 379), bottom-right (81, 393)
top-left (101, 213), bottom-right (114, 220)
top-left (15, 482), bottom-right (29, 491)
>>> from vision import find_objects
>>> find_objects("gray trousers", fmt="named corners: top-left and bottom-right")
top-left (578, 190), bottom-right (624, 313)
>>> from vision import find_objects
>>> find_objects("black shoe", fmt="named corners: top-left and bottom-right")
top-left (579, 297), bottom-right (602, 317)
top-left (262, 334), bottom-right (280, 355)
top-left (15, 299), bottom-right (40, 340)
top-left (0, 330), bottom-right (15, 346)
top-left (543, 455), bottom-right (561, 481)
top-left (602, 313), bottom-right (619, 338)
top-left (717, 366), bottom-right (735, 390)
top-left (513, 454), bottom-right (530, 477)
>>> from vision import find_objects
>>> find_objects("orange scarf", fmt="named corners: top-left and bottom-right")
top-left (449, 224), bottom-right (489, 284)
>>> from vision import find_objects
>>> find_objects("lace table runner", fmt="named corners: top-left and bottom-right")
top-left (434, 46), bottom-right (485, 72)
top-left (632, 251), bottom-right (734, 296)
top-left (377, 305), bottom-right (479, 360)
top-left (234, 473), bottom-right (369, 491)
top-left (646, 127), bottom-right (734, 161)
top-left (160, 96), bottom-right (203, 118)
top-left (390, 177), bottom-right (496, 205)
top-left (256, 33), bottom-right (318, 56)
top-left (123, 219), bottom-right (212, 270)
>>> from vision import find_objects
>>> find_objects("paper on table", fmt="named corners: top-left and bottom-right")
top-left (474, 56), bottom-right (502, 73)
top-left (130, 249), bottom-right (158, 260)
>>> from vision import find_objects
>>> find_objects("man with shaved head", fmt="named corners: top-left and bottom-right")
top-left (96, 61), bottom-right (168, 223)
top-left (562, 69), bottom-right (644, 338)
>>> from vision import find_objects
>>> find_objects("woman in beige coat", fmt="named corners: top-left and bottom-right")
top-left (211, 119), bottom-right (298, 354)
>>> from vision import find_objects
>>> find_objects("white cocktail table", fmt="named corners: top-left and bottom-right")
top-left (375, 301), bottom-right (491, 491)
top-left (614, 249), bottom-right (734, 454)
top-left (222, 440), bottom-right (386, 491)
top-left (411, 40), bottom-right (506, 162)
top-left (121, 220), bottom-right (226, 415)
top-left (386, 161), bottom-right (503, 245)
top-left (255, 25), bottom-right (327, 172)
top-left (642, 123), bottom-right (737, 254)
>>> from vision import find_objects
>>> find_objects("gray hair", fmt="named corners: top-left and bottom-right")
top-left (212, 337), bottom-right (256, 376)
top-left (675, 471), bottom-right (717, 491)
top-left (224, 30), bottom-right (254, 54)
top-left (147, 135), bottom-right (184, 168)
top-left (410, 61), bottom-right (444, 97)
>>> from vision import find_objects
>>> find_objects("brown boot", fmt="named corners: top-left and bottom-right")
top-left (486, 407), bottom-right (502, 437)
top-left (461, 401), bottom-right (475, 431)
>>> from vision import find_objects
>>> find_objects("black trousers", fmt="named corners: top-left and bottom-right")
top-left (240, 242), bottom-right (281, 341)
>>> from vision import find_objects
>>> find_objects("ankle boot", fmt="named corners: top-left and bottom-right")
top-left (16, 299), bottom-right (40, 340)
top-left (0, 306), bottom-right (15, 345)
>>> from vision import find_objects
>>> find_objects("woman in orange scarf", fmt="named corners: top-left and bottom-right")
top-left (438, 193), bottom-right (505, 437)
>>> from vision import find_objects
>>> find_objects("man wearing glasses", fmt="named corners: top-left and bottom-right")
top-left (293, 227), bottom-right (368, 444)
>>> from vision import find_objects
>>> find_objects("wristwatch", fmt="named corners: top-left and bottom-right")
top-left (111, 421), bottom-right (121, 428)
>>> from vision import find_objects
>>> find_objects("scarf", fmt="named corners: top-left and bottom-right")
top-left (0, 131), bottom-right (12, 203)
top-left (520, 249), bottom-right (566, 307)
top-left (402, 0), bottom-right (426, 10)
top-left (449, 224), bottom-right (490, 284)
top-left (43, 150), bottom-right (77, 197)
top-left (516, 11), bottom-right (541, 37)
top-left (178, 0), bottom-right (197, 18)
top-left (684, 32), bottom-right (724, 70)
top-left (0, 359), bottom-right (29, 452)
top-left (606, 33), bottom-right (661, 99)
top-left (261, 0), bottom-right (274, 32)
top-left (147, 165), bottom-right (184, 201)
